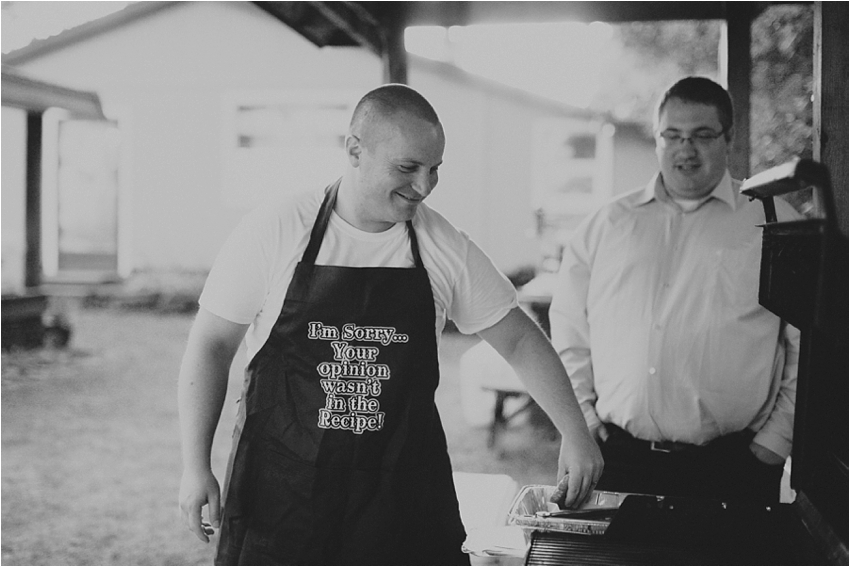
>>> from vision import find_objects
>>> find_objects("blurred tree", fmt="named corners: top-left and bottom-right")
top-left (590, 20), bottom-right (721, 130)
top-left (591, 6), bottom-right (813, 178)
top-left (751, 4), bottom-right (814, 174)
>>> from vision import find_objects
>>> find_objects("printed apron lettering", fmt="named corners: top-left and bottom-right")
top-left (214, 180), bottom-right (467, 566)
top-left (311, 324), bottom-right (409, 434)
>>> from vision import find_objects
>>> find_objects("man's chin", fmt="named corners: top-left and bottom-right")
top-left (393, 203), bottom-right (420, 221)
top-left (667, 176), bottom-right (712, 199)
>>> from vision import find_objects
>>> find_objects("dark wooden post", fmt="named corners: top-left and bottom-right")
top-left (25, 111), bottom-right (43, 289)
top-left (380, 6), bottom-right (407, 84)
top-left (814, 1), bottom-right (849, 235)
top-left (725, 4), bottom-right (753, 181)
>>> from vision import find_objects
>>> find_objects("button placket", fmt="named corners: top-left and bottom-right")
top-left (647, 211), bottom-right (678, 381)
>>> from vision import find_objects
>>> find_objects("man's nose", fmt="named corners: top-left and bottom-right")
top-left (412, 170), bottom-right (435, 197)
top-left (676, 142), bottom-right (698, 156)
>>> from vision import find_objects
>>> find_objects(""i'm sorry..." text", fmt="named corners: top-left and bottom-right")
top-left (308, 321), bottom-right (409, 434)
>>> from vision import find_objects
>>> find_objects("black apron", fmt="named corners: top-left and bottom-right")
top-left (215, 181), bottom-right (469, 566)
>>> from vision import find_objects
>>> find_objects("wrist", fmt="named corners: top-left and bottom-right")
top-left (749, 442), bottom-right (785, 466)
top-left (181, 455), bottom-right (213, 475)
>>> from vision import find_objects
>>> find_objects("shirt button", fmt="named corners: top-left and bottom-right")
top-left (649, 367), bottom-right (657, 375)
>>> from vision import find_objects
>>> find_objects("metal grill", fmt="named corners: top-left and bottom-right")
top-left (525, 531), bottom-right (701, 566)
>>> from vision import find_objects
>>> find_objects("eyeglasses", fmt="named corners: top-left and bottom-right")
top-left (657, 129), bottom-right (727, 147)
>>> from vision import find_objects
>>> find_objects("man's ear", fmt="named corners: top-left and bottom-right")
top-left (345, 134), bottom-right (362, 167)
top-left (724, 126), bottom-right (735, 150)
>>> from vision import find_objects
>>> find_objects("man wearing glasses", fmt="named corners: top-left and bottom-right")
top-left (549, 76), bottom-right (799, 503)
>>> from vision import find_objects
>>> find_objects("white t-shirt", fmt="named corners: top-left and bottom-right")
top-left (200, 187), bottom-right (518, 362)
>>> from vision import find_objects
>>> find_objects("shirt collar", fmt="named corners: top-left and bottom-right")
top-left (637, 170), bottom-right (737, 210)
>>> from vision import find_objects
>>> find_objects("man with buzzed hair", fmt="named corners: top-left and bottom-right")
top-left (178, 84), bottom-right (602, 565)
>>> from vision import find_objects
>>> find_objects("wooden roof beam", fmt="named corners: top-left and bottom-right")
top-left (310, 1), bottom-right (384, 54)
top-left (255, 1), bottom-right (384, 53)
top-left (387, 1), bottom-right (761, 26)
top-left (1, 66), bottom-right (104, 119)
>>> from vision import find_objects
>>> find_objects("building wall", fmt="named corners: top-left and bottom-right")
top-left (12, 0), bottom-right (654, 279)
top-left (1, 107), bottom-right (28, 293)
top-left (611, 125), bottom-right (659, 196)
top-left (411, 70), bottom-right (542, 274)
top-left (16, 1), bottom-right (381, 272)
top-left (410, 62), bottom-right (623, 275)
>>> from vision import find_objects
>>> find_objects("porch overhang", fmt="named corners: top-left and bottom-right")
top-left (1, 65), bottom-right (105, 120)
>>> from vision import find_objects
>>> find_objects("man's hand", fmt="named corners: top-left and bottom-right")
top-left (475, 308), bottom-right (603, 509)
top-left (750, 441), bottom-right (785, 466)
top-left (178, 309), bottom-right (247, 543)
top-left (179, 469), bottom-right (221, 543)
top-left (551, 431), bottom-right (605, 509)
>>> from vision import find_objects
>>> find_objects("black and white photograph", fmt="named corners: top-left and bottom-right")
top-left (2, 1), bottom-right (846, 565)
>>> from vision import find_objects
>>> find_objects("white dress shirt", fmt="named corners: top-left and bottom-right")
top-left (550, 171), bottom-right (799, 458)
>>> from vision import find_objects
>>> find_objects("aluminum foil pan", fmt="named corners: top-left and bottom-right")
top-left (507, 484), bottom-right (632, 538)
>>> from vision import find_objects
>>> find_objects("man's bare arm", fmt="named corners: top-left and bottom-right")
top-left (178, 308), bottom-right (249, 543)
top-left (478, 306), bottom-right (603, 507)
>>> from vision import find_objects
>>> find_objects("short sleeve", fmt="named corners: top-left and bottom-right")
top-left (199, 209), bottom-right (275, 325)
top-left (448, 239), bottom-right (518, 335)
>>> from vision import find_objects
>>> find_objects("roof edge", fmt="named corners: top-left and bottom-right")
top-left (2, 2), bottom-right (182, 66)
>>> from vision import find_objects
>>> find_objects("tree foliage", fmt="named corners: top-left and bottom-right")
top-left (590, 20), bottom-right (721, 131)
top-left (591, 6), bottom-right (813, 176)
top-left (751, 4), bottom-right (814, 173)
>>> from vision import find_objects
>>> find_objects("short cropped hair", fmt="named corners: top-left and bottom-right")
top-left (654, 76), bottom-right (734, 140)
top-left (350, 84), bottom-right (440, 135)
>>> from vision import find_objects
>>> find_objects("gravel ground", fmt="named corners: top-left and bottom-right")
top-left (2, 307), bottom-right (559, 566)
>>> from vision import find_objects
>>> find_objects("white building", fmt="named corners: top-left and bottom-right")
top-left (2, 1), bottom-right (656, 294)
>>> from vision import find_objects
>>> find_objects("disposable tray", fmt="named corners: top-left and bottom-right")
top-left (506, 484), bottom-right (631, 537)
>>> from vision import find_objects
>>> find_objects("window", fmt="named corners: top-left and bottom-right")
top-left (221, 90), bottom-right (359, 210)
top-left (531, 118), bottom-right (614, 267)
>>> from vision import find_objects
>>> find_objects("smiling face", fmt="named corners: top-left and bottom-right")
top-left (656, 98), bottom-right (731, 200)
top-left (343, 110), bottom-right (445, 233)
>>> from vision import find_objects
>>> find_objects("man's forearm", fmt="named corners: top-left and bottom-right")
top-left (522, 348), bottom-right (584, 434)
top-left (178, 347), bottom-right (230, 472)
top-left (480, 308), bottom-right (588, 438)
top-left (479, 306), bottom-right (603, 506)
top-left (178, 309), bottom-right (249, 473)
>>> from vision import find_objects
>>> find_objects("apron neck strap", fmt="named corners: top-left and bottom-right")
top-left (407, 219), bottom-right (424, 269)
top-left (302, 179), bottom-right (424, 269)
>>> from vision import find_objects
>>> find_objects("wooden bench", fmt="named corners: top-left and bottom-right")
top-left (459, 340), bottom-right (537, 449)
